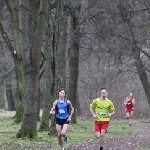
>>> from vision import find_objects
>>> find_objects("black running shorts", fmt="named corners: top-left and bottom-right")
top-left (56, 118), bottom-right (69, 126)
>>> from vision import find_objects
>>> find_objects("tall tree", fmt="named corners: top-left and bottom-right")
top-left (55, 0), bottom-right (68, 90)
top-left (49, 0), bottom-right (65, 135)
top-left (0, 0), bottom-right (25, 123)
top-left (4, 79), bottom-right (15, 111)
top-left (118, 1), bottom-right (150, 106)
top-left (66, 0), bottom-right (81, 123)
top-left (17, 0), bottom-right (48, 138)
top-left (40, 0), bottom-right (53, 131)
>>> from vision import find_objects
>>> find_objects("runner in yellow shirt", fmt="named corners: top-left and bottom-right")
top-left (90, 88), bottom-right (115, 150)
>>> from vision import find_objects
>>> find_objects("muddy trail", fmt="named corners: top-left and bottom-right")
top-left (66, 122), bottom-right (150, 150)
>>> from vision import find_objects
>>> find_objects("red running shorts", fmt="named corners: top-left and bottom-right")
top-left (94, 121), bottom-right (109, 132)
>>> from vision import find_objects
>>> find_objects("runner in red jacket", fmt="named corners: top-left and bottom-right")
top-left (124, 93), bottom-right (135, 126)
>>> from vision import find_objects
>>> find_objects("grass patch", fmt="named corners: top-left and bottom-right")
top-left (0, 115), bottom-right (136, 150)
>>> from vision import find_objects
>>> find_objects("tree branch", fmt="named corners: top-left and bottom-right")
top-left (0, 21), bottom-right (15, 57)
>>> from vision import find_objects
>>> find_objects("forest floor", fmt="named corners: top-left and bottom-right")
top-left (0, 110), bottom-right (150, 150)
top-left (66, 122), bottom-right (150, 150)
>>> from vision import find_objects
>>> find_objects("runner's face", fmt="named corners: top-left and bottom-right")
top-left (59, 90), bottom-right (66, 98)
top-left (101, 89), bottom-right (107, 98)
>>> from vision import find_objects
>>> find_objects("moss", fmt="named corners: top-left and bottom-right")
top-left (14, 103), bottom-right (24, 124)
top-left (16, 129), bottom-right (37, 138)
top-left (0, 90), bottom-right (4, 108)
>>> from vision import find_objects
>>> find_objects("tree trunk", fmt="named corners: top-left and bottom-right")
top-left (119, 4), bottom-right (150, 106)
top-left (49, 115), bottom-right (57, 136)
top-left (49, 0), bottom-right (62, 136)
top-left (4, 79), bottom-right (15, 111)
top-left (66, 0), bottom-right (81, 123)
top-left (40, 0), bottom-right (53, 131)
top-left (2, 0), bottom-right (25, 123)
top-left (17, 0), bottom-right (48, 138)
top-left (55, 0), bottom-right (67, 89)
top-left (134, 52), bottom-right (150, 106)
top-left (5, 0), bottom-right (25, 99)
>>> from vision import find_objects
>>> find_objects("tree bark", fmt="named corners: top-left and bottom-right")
top-left (119, 4), bottom-right (150, 106)
top-left (4, 79), bottom-right (15, 111)
top-left (1, 0), bottom-right (25, 123)
top-left (5, 0), bottom-right (24, 102)
top-left (40, 0), bottom-right (53, 131)
top-left (55, 0), bottom-right (67, 89)
top-left (48, 0), bottom-right (59, 136)
top-left (66, 0), bottom-right (81, 123)
top-left (17, 0), bottom-right (48, 138)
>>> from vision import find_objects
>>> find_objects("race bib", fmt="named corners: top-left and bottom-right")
top-left (99, 110), bottom-right (106, 115)
top-left (59, 109), bottom-right (65, 114)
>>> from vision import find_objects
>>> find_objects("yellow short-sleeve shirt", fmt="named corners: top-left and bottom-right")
top-left (90, 98), bottom-right (115, 121)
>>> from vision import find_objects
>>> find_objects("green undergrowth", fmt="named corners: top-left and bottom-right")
top-left (0, 116), bottom-right (136, 150)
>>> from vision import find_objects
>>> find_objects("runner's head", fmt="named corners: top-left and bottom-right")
top-left (129, 93), bottom-right (133, 98)
top-left (101, 88), bottom-right (107, 99)
top-left (58, 88), bottom-right (67, 99)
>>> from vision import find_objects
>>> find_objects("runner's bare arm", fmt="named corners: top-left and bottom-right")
top-left (90, 107), bottom-right (97, 119)
top-left (50, 100), bottom-right (57, 114)
top-left (90, 107), bottom-right (94, 115)
top-left (67, 100), bottom-right (74, 118)
top-left (132, 98), bottom-right (135, 105)
top-left (124, 98), bottom-right (127, 105)
top-left (66, 100), bottom-right (74, 122)
top-left (108, 110), bottom-right (115, 117)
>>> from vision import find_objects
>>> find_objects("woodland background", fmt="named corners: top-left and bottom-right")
top-left (0, 0), bottom-right (150, 137)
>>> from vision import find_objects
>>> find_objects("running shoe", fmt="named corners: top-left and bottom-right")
top-left (63, 136), bottom-right (67, 143)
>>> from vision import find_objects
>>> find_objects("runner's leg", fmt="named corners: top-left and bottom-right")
top-left (61, 124), bottom-right (69, 143)
top-left (126, 111), bottom-right (130, 124)
top-left (99, 122), bottom-right (109, 150)
top-left (129, 111), bottom-right (133, 125)
top-left (61, 124), bottom-right (68, 136)
top-left (95, 131), bottom-right (101, 139)
top-left (56, 124), bottom-right (63, 148)
top-left (94, 122), bottom-right (101, 139)
top-left (94, 122), bottom-right (104, 150)
top-left (100, 129), bottom-right (106, 149)
top-left (126, 112), bottom-right (130, 119)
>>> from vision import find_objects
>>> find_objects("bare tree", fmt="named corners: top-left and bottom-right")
top-left (0, 0), bottom-right (25, 123)
top-left (40, 0), bottom-right (54, 131)
top-left (17, 0), bottom-right (48, 138)
top-left (118, 1), bottom-right (150, 106)
top-left (66, 0), bottom-right (81, 123)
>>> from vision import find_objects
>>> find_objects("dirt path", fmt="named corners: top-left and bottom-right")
top-left (66, 122), bottom-right (150, 150)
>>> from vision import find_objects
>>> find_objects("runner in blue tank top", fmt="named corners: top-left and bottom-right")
top-left (56, 99), bottom-right (70, 119)
top-left (50, 88), bottom-right (74, 150)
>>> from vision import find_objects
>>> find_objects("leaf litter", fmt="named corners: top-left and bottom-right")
top-left (66, 122), bottom-right (150, 150)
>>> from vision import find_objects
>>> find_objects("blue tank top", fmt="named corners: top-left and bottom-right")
top-left (56, 99), bottom-right (69, 119)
